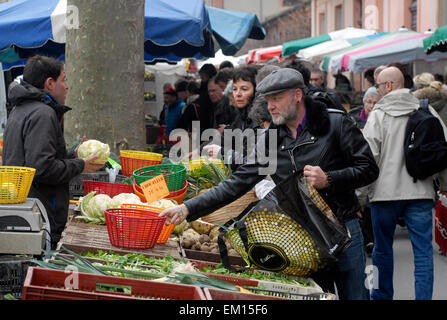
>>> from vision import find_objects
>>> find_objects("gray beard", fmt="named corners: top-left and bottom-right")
top-left (272, 103), bottom-right (298, 126)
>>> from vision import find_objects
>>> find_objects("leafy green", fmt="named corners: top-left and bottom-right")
top-left (199, 263), bottom-right (313, 287)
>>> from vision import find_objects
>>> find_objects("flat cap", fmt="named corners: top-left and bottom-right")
top-left (256, 68), bottom-right (306, 96)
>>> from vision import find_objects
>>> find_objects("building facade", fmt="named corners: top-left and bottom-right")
top-left (205, 0), bottom-right (312, 55)
top-left (311, 0), bottom-right (447, 36)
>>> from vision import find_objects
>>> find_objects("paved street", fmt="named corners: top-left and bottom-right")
top-left (366, 211), bottom-right (447, 300)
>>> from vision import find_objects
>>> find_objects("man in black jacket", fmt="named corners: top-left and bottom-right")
top-left (161, 68), bottom-right (379, 300)
top-left (3, 55), bottom-right (103, 249)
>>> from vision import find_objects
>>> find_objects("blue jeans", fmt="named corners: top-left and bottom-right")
top-left (335, 218), bottom-right (370, 300)
top-left (370, 199), bottom-right (434, 300)
top-left (313, 218), bottom-right (370, 300)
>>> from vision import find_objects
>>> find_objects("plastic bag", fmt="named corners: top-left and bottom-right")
top-left (218, 172), bottom-right (352, 277)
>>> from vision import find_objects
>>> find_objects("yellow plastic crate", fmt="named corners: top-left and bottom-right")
top-left (0, 166), bottom-right (35, 204)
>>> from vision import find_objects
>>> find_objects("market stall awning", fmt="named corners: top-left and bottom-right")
top-left (297, 34), bottom-right (383, 63)
top-left (343, 32), bottom-right (447, 74)
top-left (281, 27), bottom-right (380, 57)
top-left (424, 25), bottom-right (447, 55)
top-left (247, 45), bottom-right (283, 64)
top-left (326, 28), bottom-right (418, 74)
top-left (206, 6), bottom-right (266, 56)
top-left (0, 0), bottom-right (214, 65)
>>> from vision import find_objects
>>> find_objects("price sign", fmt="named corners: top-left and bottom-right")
top-left (140, 175), bottom-right (170, 204)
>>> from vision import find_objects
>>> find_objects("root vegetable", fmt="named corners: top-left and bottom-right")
top-left (183, 229), bottom-right (200, 243)
top-left (191, 242), bottom-right (202, 251)
top-left (210, 247), bottom-right (219, 254)
top-left (200, 243), bottom-right (212, 252)
top-left (190, 220), bottom-right (215, 235)
top-left (182, 238), bottom-right (194, 249)
top-left (199, 234), bottom-right (210, 244)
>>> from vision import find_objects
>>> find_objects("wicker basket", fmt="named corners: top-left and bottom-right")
top-left (198, 189), bottom-right (258, 225)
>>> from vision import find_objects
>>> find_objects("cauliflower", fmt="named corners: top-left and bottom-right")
top-left (149, 199), bottom-right (176, 209)
top-left (78, 139), bottom-right (110, 165)
top-left (113, 193), bottom-right (143, 207)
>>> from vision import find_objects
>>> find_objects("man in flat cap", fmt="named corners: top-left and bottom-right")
top-left (161, 68), bottom-right (379, 300)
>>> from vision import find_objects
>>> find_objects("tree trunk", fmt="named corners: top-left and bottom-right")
top-left (64, 0), bottom-right (146, 155)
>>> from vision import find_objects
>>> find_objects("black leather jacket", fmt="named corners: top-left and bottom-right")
top-left (185, 96), bottom-right (379, 224)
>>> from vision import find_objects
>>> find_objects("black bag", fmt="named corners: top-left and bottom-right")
top-left (404, 99), bottom-right (447, 182)
top-left (218, 172), bottom-right (352, 277)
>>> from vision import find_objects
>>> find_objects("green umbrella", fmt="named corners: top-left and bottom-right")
top-left (423, 25), bottom-right (447, 55)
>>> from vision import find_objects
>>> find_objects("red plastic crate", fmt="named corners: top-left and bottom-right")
top-left (22, 267), bottom-right (206, 300)
top-left (83, 180), bottom-right (133, 197)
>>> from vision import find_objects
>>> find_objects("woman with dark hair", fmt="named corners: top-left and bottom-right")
top-left (229, 66), bottom-right (258, 130)
top-left (203, 66), bottom-right (259, 163)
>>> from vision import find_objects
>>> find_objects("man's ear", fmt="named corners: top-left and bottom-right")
top-left (295, 88), bottom-right (303, 102)
top-left (43, 77), bottom-right (55, 91)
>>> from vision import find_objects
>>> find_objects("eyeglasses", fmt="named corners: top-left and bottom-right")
top-left (375, 81), bottom-right (394, 89)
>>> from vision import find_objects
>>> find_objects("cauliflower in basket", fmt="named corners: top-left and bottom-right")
top-left (113, 193), bottom-right (144, 207)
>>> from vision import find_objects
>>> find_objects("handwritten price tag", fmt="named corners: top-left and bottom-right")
top-left (140, 175), bottom-right (170, 204)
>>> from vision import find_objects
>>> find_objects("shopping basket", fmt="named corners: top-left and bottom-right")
top-left (104, 208), bottom-right (166, 249)
top-left (120, 150), bottom-right (163, 177)
top-left (133, 164), bottom-right (186, 192)
top-left (83, 180), bottom-right (133, 197)
top-left (0, 166), bottom-right (35, 204)
top-left (121, 203), bottom-right (174, 244)
top-left (133, 178), bottom-right (187, 204)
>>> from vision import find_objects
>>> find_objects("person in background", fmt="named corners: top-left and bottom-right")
top-left (163, 87), bottom-right (185, 137)
top-left (374, 66), bottom-right (387, 84)
top-left (361, 67), bottom-right (447, 300)
top-left (208, 76), bottom-right (237, 134)
top-left (2, 55), bottom-right (104, 249)
top-left (215, 68), bottom-right (234, 91)
top-left (255, 64), bottom-right (280, 85)
top-left (176, 81), bottom-right (201, 134)
top-left (349, 86), bottom-right (381, 130)
top-left (413, 72), bottom-right (435, 91)
top-left (434, 73), bottom-right (444, 83)
top-left (174, 79), bottom-right (190, 104)
top-left (219, 60), bottom-right (234, 70)
top-left (159, 82), bottom-right (172, 126)
top-left (197, 64), bottom-right (218, 134)
top-left (349, 86), bottom-right (381, 257)
top-left (413, 80), bottom-right (447, 126)
top-left (364, 69), bottom-right (375, 89)
top-left (310, 68), bottom-right (326, 90)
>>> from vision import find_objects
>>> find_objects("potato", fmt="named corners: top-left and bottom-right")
top-left (183, 229), bottom-right (200, 243)
top-left (199, 234), bottom-right (210, 244)
top-left (182, 238), bottom-right (194, 249)
top-left (200, 243), bottom-right (212, 252)
top-left (210, 247), bottom-right (219, 254)
top-left (190, 219), bottom-right (216, 235)
top-left (191, 242), bottom-right (201, 251)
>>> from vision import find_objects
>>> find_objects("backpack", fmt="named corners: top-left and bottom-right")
top-left (404, 99), bottom-right (447, 182)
